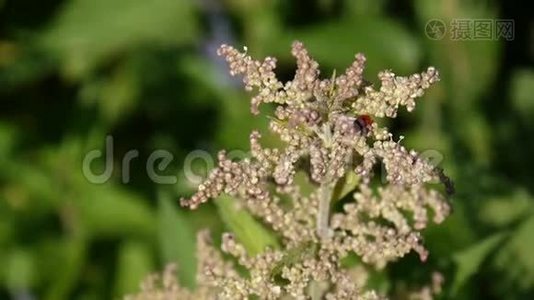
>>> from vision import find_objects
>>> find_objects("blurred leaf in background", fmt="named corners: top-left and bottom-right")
top-left (41, 0), bottom-right (198, 78)
top-left (0, 0), bottom-right (533, 299)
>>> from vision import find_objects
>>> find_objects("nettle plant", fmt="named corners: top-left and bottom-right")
top-left (127, 41), bottom-right (453, 299)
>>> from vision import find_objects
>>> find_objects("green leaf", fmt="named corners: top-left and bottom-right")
top-left (80, 60), bottom-right (140, 125)
top-left (479, 189), bottom-right (534, 227)
top-left (158, 191), bottom-right (196, 289)
top-left (0, 122), bottom-right (16, 162)
top-left (41, 0), bottom-right (198, 78)
top-left (264, 16), bottom-right (421, 76)
top-left (424, 201), bottom-right (477, 257)
top-left (414, 0), bottom-right (500, 164)
top-left (5, 248), bottom-right (35, 292)
top-left (332, 171), bottom-right (360, 202)
top-left (43, 237), bottom-right (87, 300)
top-left (113, 241), bottom-right (153, 297)
top-left (343, 0), bottom-right (386, 17)
top-left (494, 214), bottom-right (534, 290)
top-left (451, 232), bottom-right (507, 294)
top-left (79, 185), bottom-right (156, 238)
top-left (510, 69), bottom-right (534, 122)
top-left (215, 195), bottom-right (279, 256)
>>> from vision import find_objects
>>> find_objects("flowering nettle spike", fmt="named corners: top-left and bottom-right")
top-left (291, 41), bottom-right (321, 91)
top-left (172, 41), bottom-right (451, 299)
top-left (334, 52), bottom-right (367, 104)
top-left (352, 67), bottom-right (440, 118)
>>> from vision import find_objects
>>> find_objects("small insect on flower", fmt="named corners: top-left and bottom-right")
top-left (354, 115), bottom-right (374, 135)
top-left (435, 167), bottom-right (455, 197)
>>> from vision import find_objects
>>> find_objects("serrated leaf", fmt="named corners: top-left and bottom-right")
top-left (451, 232), bottom-right (506, 294)
top-left (215, 195), bottom-right (279, 256)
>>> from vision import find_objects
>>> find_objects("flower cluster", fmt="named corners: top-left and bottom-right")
top-left (127, 41), bottom-right (451, 299)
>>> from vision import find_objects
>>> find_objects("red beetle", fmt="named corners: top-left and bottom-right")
top-left (354, 115), bottom-right (373, 135)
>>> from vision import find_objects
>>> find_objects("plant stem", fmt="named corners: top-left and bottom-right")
top-left (316, 182), bottom-right (334, 240)
top-left (309, 280), bottom-right (328, 300)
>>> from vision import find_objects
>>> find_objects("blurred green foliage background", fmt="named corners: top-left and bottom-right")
top-left (0, 0), bottom-right (533, 299)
